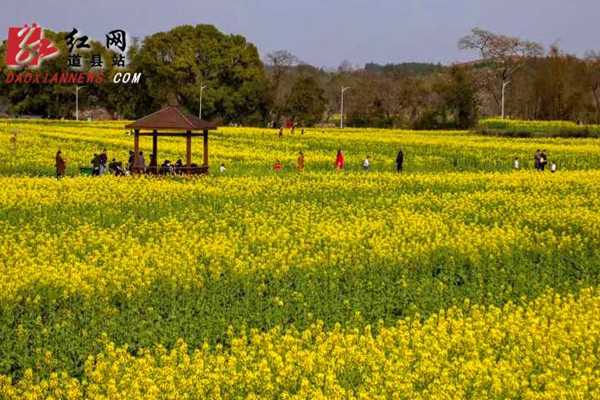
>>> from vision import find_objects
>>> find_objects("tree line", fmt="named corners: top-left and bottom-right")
top-left (1, 25), bottom-right (599, 129)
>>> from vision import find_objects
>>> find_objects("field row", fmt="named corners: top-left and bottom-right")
top-left (2, 288), bottom-right (600, 399)
top-left (2, 120), bottom-right (600, 175)
top-left (1, 171), bottom-right (599, 380)
top-left (480, 118), bottom-right (600, 136)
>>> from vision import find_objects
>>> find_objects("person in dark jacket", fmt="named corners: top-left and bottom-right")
top-left (160, 160), bottom-right (173, 175)
top-left (540, 150), bottom-right (548, 171)
top-left (55, 150), bottom-right (66, 179)
top-left (128, 150), bottom-right (135, 172)
top-left (108, 158), bottom-right (124, 176)
top-left (396, 149), bottom-right (404, 172)
top-left (174, 159), bottom-right (183, 174)
top-left (91, 154), bottom-right (101, 176)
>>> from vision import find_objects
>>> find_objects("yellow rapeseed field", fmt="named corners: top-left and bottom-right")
top-left (2, 289), bottom-right (600, 399)
top-left (1, 120), bottom-right (600, 398)
top-left (2, 119), bottom-right (600, 174)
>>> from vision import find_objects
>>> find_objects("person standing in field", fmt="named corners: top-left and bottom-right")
top-left (139, 151), bottom-right (146, 173)
top-left (551, 162), bottom-right (557, 173)
top-left (396, 149), bottom-right (404, 172)
top-left (148, 154), bottom-right (158, 174)
top-left (273, 160), bottom-right (282, 170)
top-left (534, 149), bottom-right (541, 171)
top-left (335, 149), bottom-right (344, 171)
top-left (55, 150), bottom-right (66, 179)
top-left (91, 154), bottom-right (101, 176)
top-left (514, 157), bottom-right (520, 170)
top-left (279, 128), bottom-right (283, 139)
top-left (99, 148), bottom-right (108, 175)
top-left (127, 150), bottom-right (135, 172)
top-left (363, 156), bottom-right (371, 171)
top-left (298, 152), bottom-right (305, 172)
top-left (540, 150), bottom-right (548, 171)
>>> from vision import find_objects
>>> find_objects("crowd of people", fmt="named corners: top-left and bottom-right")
top-left (84, 149), bottom-right (201, 176)
top-left (55, 146), bottom-right (559, 178)
top-left (270, 149), bottom-right (405, 172)
top-left (55, 147), bottom-right (406, 178)
top-left (513, 149), bottom-right (557, 173)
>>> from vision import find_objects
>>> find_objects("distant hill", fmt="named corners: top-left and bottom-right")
top-left (364, 62), bottom-right (444, 76)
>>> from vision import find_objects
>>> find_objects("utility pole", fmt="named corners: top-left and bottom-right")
top-left (340, 86), bottom-right (350, 129)
top-left (75, 85), bottom-right (86, 121)
top-left (199, 84), bottom-right (207, 119)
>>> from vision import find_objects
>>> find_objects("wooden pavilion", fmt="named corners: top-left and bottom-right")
top-left (125, 106), bottom-right (217, 175)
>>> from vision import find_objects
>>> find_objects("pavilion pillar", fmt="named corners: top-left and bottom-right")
top-left (133, 129), bottom-right (140, 174)
top-left (203, 129), bottom-right (209, 168)
top-left (152, 130), bottom-right (158, 174)
top-left (186, 130), bottom-right (192, 176)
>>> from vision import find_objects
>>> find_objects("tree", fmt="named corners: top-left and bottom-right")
top-left (525, 46), bottom-right (589, 121)
top-left (0, 25), bottom-right (272, 124)
top-left (265, 50), bottom-right (299, 125)
top-left (459, 28), bottom-right (543, 114)
top-left (0, 30), bottom-right (121, 118)
top-left (436, 66), bottom-right (479, 129)
top-left (337, 60), bottom-right (353, 73)
top-left (284, 77), bottom-right (326, 128)
top-left (266, 50), bottom-right (298, 93)
top-left (459, 28), bottom-right (543, 60)
top-left (364, 62), bottom-right (443, 77)
top-left (130, 25), bottom-right (272, 123)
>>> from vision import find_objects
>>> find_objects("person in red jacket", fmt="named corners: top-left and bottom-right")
top-left (335, 149), bottom-right (344, 171)
top-left (273, 160), bottom-right (282, 170)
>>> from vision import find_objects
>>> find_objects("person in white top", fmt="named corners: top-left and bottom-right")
top-left (363, 156), bottom-right (371, 171)
top-left (551, 162), bottom-right (557, 173)
top-left (219, 164), bottom-right (226, 173)
top-left (514, 157), bottom-right (520, 170)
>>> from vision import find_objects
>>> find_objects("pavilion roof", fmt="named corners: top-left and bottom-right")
top-left (125, 106), bottom-right (217, 131)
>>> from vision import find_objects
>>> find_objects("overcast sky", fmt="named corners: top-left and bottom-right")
top-left (2, 0), bottom-right (599, 68)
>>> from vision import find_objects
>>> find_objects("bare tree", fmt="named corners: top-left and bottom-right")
top-left (265, 50), bottom-right (300, 125)
top-left (459, 28), bottom-right (543, 115)
top-left (459, 28), bottom-right (543, 60)
top-left (266, 50), bottom-right (299, 93)
top-left (337, 60), bottom-right (353, 73)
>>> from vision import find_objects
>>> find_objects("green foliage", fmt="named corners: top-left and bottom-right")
top-left (0, 25), bottom-right (273, 124)
top-left (130, 25), bottom-right (272, 124)
top-left (412, 108), bottom-right (453, 130)
top-left (478, 118), bottom-right (600, 138)
top-left (284, 77), bottom-right (326, 126)
top-left (1, 121), bottom-right (600, 383)
top-left (1, 171), bottom-right (599, 379)
top-left (364, 62), bottom-right (444, 77)
top-left (0, 30), bottom-right (123, 118)
top-left (436, 66), bottom-right (479, 129)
